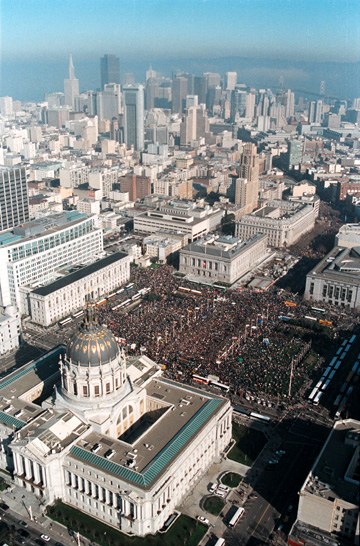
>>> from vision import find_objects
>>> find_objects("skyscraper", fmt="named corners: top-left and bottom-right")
top-left (96, 83), bottom-right (122, 121)
top-left (0, 167), bottom-right (29, 232)
top-left (237, 143), bottom-right (259, 214)
top-left (123, 85), bottom-right (144, 151)
top-left (225, 72), bottom-right (237, 91)
top-left (100, 54), bottom-right (120, 89)
top-left (171, 77), bottom-right (188, 114)
top-left (64, 54), bottom-right (79, 109)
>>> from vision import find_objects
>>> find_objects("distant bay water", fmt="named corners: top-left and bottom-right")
top-left (1, 56), bottom-right (359, 103)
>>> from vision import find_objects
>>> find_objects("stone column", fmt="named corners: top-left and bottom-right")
top-left (24, 458), bottom-right (32, 480)
top-left (15, 453), bottom-right (24, 476)
top-left (33, 462), bottom-right (41, 484)
top-left (105, 488), bottom-right (111, 505)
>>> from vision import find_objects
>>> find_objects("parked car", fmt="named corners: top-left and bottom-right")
top-left (197, 515), bottom-right (209, 525)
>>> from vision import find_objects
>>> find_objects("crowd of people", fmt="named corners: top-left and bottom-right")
top-left (96, 265), bottom-right (338, 400)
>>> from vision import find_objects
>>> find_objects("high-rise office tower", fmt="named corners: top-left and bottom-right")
top-left (145, 78), bottom-right (158, 110)
top-left (285, 89), bottom-right (295, 118)
top-left (0, 96), bottom-right (14, 117)
top-left (0, 167), bottom-right (29, 232)
top-left (180, 106), bottom-right (197, 145)
top-left (204, 72), bottom-right (221, 88)
top-left (230, 88), bottom-right (247, 121)
top-left (64, 54), bottom-right (79, 109)
top-left (194, 76), bottom-right (207, 105)
top-left (96, 83), bottom-right (122, 121)
top-left (171, 77), bottom-right (188, 114)
top-left (206, 86), bottom-right (221, 112)
top-left (286, 141), bottom-right (303, 169)
top-left (146, 65), bottom-right (157, 82)
top-left (186, 95), bottom-right (198, 108)
top-left (122, 73), bottom-right (135, 86)
top-left (237, 143), bottom-right (259, 214)
top-left (100, 54), bottom-right (120, 89)
top-left (225, 72), bottom-right (237, 91)
top-left (308, 100), bottom-right (323, 124)
top-left (123, 85), bottom-right (144, 151)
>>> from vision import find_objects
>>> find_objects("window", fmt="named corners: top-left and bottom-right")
top-left (106, 383), bottom-right (111, 394)
top-left (94, 385), bottom-right (100, 396)
top-left (83, 385), bottom-right (88, 396)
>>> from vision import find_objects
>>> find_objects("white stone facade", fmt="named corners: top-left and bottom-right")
top-left (179, 234), bottom-right (268, 284)
top-left (28, 252), bottom-right (131, 326)
top-left (235, 198), bottom-right (319, 248)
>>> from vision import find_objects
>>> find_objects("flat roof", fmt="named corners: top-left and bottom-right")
top-left (302, 419), bottom-right (360, 506)
top-left (32, 252), bottom-right (128, 296)
top-left (68, 377), bottom-right (227, 490)
top-left (0, 346), bottom-right (64, 430)
top-left (182, 233), bottom-right (266, 259)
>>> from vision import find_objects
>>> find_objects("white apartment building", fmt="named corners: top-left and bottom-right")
top-left (27, 252), bottom-right (131, 326)
top-left (0, 305), bottom-right (21, 355)
top-left (236, 198), bottom-right (319, 248)
top-left (60, 164), bottom-right (89, 188)
top-left (88, 169), bottom-right (118, 198)
top-left (0, 211), bottom-right (103, 310)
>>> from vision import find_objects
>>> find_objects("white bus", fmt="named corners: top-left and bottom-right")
top-left (59, 317), bottom-right (72, 327)
top-left (214, 539), bottom-right (226, 546)
top-left (228, 507), bottom-right (245, 527)
top-left (209, 380), bottom-right (230, 393)
top-left (313, 391), bottom-right (323, 405)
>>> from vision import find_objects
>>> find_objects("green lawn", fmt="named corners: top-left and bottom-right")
top-left (47, 500), bottom-right (206, 546)
top-left (227, 423), bottom-right (267, 465)
top-left (220, 472), bottom-right (242, 488)
top-left (203, 496), bottom-right (225, 516)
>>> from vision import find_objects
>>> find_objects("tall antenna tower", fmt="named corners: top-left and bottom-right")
top-left (320, 80), bottom-right (326, 96)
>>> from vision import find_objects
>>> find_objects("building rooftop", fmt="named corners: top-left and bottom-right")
top-left (307, 247), bottom-right (360, 286)
top-left (32, 252), bottom-right (128, 297)
top-left (302, 419), bottom-right (360, 506)
top-left (0, 346), bottom-right (64, 431)
top-left (69, 379), bottom-right (224, 489)
top-left (182, 233), bottom-right (266, 259)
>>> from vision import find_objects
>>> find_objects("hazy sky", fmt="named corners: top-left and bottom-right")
top-left (1, 0), bottom-right (360, 63)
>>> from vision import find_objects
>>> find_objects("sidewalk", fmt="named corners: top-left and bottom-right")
top-left (0, 480), bottom-right (89, 545)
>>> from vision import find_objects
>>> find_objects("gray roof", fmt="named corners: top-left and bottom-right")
top-left (32, 252), bottom-right (128, 297)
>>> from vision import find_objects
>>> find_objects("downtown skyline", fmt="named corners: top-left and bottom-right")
top-left (1, 0), bottom-right (360, 101)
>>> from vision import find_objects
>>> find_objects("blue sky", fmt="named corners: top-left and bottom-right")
top-left (1, 0), bottom-right (359, 63)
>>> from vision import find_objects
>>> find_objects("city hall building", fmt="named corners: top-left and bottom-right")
top-left (0, 308), bottom-right (232, 536)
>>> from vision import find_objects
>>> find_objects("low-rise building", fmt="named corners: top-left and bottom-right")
top-left (134, 203), bottom-right (223, 243)
top-left (304, 246), bottom-right (360, 309)
top-left (144, 234), bottom-right (183, 263)
top-left (179, 233), bottom-right (268, 284)
top-left (24, 252), bottom-right (131, 326)
top-left (235, 198), bottom-right (319, 248)
top-left (335, 223), bottom-right (360, 249)
top-left (291, 419), bottom-right (360, 545)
